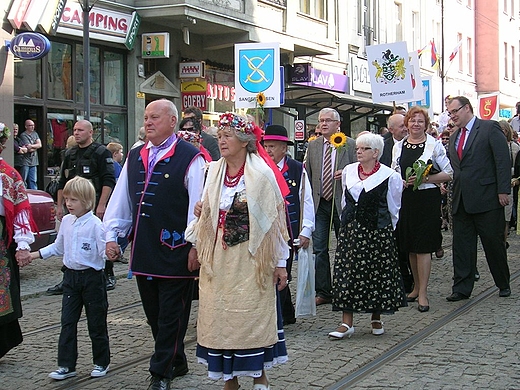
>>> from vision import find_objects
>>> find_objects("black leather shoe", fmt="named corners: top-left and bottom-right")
top-left (499, 288), bottom-right (511, 297)
top-left (283, 317), bottom-right (297, 326)
top-left (148, 375), bottom-right (171, 390)
top-left (172, 364), bottom-right (188, 378)
top-left (418, 305), bottom-right (430, 312)
top-left (446, 292), bottom-right (469, 302)
top-left (46, 281), bottom-right (64, 295)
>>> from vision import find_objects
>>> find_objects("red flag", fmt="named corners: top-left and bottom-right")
top-left (449, 40), bottom-right (463, 62)
top-left (417, 44), bottom-right (428, 59)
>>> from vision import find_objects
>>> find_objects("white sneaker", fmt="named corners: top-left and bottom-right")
top-left (48, 367), bottom-right (77, 380)
top-left (91, 364), bottom-right (109, 378)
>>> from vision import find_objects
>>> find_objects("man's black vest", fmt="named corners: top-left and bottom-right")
top-left (284, 157), bottom-right (303, 240)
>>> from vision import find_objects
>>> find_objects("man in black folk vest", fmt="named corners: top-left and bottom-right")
top-left (47, 120), bottom-right (116, 294)
top-left (104, 99), bottom-right (205, 389)
top-left (263, 125), bottom-right (315, 325)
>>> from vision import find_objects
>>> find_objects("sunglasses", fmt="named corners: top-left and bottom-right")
top-left (447, 124), bottom-right (454, 129)
top-left (442, 137), bottom-right (450, 140)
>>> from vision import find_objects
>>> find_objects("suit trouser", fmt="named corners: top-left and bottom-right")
top-left (452, 204), bottom-right (510, 297)
top-left (312, 198), bottom-right (340, 300)
top-left (279, 247), bottom-right (295, 320)
top-left (136, 275), bottom-right (194, 379)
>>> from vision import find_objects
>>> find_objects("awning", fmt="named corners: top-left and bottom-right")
top-left (283, 86), bottom-right (394, 121)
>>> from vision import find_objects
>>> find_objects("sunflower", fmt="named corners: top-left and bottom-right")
top-left (256, 92), bottom-right (266, 107)
top-left (307, 135), bottom-right (317, 142)
top-left (422, 164), bottom-right (433, 178)
top-left (330, 131), bottom-right (347, 148)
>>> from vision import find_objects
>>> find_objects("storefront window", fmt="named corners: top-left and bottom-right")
top-left (46, 110), bottom-right (74, 169)
top-left (88, 111), bottom-right (103, 143)
top-left (104, 52), bottom-right (125, 106)
top-left (13, 59), bottom-right (42, 98)
top-left (104, 112), bottom-right (126, 151)
top-left (48, 42), bottom-right (73, 100)
top-left (76, 44), bottom-right (101, 104)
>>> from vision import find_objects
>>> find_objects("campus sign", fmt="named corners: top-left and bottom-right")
top-left (10, 32), bottom-right (51, 60)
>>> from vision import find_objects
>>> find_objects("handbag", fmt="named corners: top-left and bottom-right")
top-left (295, 243), bottom-right (316, 318)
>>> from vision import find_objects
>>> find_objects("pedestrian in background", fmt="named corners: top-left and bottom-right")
top-left (106, 142), bottom-right (124, 180)
top-left (183, 106), bottom-right (221, 161)
top-left (12, 123), bottom-right (27, 176)
top-left (19, 119), bottom-right (41, 189)
top-left (27, 176), bottom-right (110, 380)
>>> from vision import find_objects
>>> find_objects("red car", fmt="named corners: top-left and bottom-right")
top-left (27, 189), bottom-right (57, 250)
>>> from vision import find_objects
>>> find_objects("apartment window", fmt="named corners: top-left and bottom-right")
top-left (512, 46), bottom-right (516, 81)
top-left (504, 0), bottom-right (508, 14)
top-left (505, 42), bottom-right (509, 79)
top-left (299, 0), bottom-right (326, 20)
top-left (511, 0), bottom-right (514, 17)
top-left (467, 0), bottom-right (472, 7)
top-left (412, 12), bottom-right (419, 50)
top-left (395, 2), bottom-right (403, 42)
top-left (467, 37), bottom-right (473, 75)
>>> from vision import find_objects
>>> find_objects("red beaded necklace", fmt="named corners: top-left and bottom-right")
top-left (358, 161), bottom-right (381, 178)
top-left (224, 162), bottom-right (245, 187)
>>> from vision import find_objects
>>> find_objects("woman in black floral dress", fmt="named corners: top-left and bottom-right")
top-left (328, 133), bottom-right (405, 340)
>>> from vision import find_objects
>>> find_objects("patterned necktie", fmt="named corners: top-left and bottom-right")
top-left (148, 135), bottom-right (175, 180)
top-left (322, 142), bottom-right (333, 201)
top-left (457, 127), bottom-right (467, 160)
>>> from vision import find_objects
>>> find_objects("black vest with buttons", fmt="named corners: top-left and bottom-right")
top-left (126, 139), bottom-right (200, 277)
top-left (284, 157), bottom-right (303, 240)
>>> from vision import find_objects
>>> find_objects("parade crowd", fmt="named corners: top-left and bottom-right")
top-left (0, 96), bottom-right (514, 390)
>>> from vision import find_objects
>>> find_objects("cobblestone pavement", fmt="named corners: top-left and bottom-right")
top-left (1, 231), bottom-right (519, 389)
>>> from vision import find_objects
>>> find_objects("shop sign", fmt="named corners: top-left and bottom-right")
top-left (57, 3), bottom-right (134, 45)
top-left (179, 62), bottom-right (206, 79)
top-left (142, 33), bottom-right (170, 58)
top-left (10, 32), bottom-right (51, 60)
top-left (350, 56), bottom-right (371, 93)
top-left (207, 83), bottom-right (235, 103)
top-left (181, 81), bottom-right (208, 111)
top-left (290, 63), bottom-right (311, 83)
top-left (40, 0), bottom-right (67, 36)
top-left (235, 42), bottom-right (281, 109)
top-left (7, 0), bottom-right (32, 30)
top-left (125, 12), bottom-right (141, 50)
top-left (291, 66), bottom-right (350, 94)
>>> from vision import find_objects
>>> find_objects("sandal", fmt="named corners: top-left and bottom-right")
top-left (371, 320), bottom-right (384, 336)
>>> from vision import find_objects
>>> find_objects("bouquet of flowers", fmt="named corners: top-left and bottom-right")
top-left (405, 159), bottom-right (433, 191)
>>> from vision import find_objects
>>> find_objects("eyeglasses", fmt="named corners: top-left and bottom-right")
top-left (182, 127), bottom-right (194, 131)
top-left (355, 147), bottom-right (372, 152)
top-left (442, 137), bottom-right (450, 140)
top-left (318, 118), bottom-right (339, 124)
top-left (448, 104), bottom-right (467, 117)
top-left (409, 120), bottom-right (425, 125)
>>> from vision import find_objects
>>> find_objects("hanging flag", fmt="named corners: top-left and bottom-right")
top-left (430, 40), bottom-right (439, 69)
top-left (449, 40), bottom-right (463, 62)
top-left (417, 44), bottom-right (428, 59)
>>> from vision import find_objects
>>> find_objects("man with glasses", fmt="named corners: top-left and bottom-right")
top-left (19, 119), bottom-right (42, 189)
top-left (305, 108), bottom-right (356, 305)
top-left (446, 96), bottom-right (511, 301)
top-left (182, 106), bottom-right (220, 161)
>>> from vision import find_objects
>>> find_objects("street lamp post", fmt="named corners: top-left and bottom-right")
top-left (80, 0), bottom-right (97, 121)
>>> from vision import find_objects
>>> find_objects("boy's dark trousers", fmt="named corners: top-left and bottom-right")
top-left (57, 267), bottom-right (110, 369)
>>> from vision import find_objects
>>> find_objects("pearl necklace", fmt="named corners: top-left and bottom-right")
top-left (224, 162), bottom-right (245, 187)
top-left (358, 161), bottom-right (381, 178)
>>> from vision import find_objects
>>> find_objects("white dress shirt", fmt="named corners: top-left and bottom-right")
top-left (40, 211), bottom-right (105, 271)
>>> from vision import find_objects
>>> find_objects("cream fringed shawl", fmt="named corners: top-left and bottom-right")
top-left (194, 153), bottom-right (289, 290)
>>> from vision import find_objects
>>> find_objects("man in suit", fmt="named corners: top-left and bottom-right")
top-left (446, 96), bottom-right (511, 301)
top-left (305, 108), bottom-right (356, 305)
top-left (380, 114), bottom-right (407, 167)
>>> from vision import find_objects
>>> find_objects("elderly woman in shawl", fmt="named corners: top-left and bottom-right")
top-left (187, 112), bottom-right (290, 390)
top-left (0, 123), bottom-right (37, 359)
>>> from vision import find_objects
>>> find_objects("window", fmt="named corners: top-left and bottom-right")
top-left (104, 52), bottom-right (125, 106)
top-left (76, 45), bottom-right (100, 104)
top-left (412, 12), bottom-right (419, 51)
top-left (299, 0), bottom-right (326, 19)
top-left (48, 42), bottom-right (72, 100)
top-left (459, 34), bottom-right (464, 72)
top-left (467, 37), bottom-right (472, 75)
top-left (13, 58), bottom-right (42, 98)
top-left (505, 42), bottom-right (509, 79)
top-left (395, 2), bottom-right (403, 42)
top-left (512, 46), bottom-right (516, 81)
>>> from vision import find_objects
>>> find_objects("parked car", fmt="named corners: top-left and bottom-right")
top-left (27, 189), bottom-right (57, 250)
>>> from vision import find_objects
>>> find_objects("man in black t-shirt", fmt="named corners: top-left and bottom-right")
top-left (47, 120), bottom-right (116, 294)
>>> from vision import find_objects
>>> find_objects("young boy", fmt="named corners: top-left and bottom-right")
top-left (29, 176), bottom-right (110, 380)
top-left (106, 142), bottom-right (123, 180)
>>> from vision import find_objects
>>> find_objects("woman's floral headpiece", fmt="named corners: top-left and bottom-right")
top-left (218, 112), bottom-right (254, 135)
top-left (0, 123), bottom-right (11, 139)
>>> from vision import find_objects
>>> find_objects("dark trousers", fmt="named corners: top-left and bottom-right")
top-left (136, 276), bottom-right (194, 379)
top-left (452, 204), bottom-right (511, 297)
top-left (394, 230), bottom-right (413, 293)
top-left (312, 198), bottom-right (340, 300)
top-left (279, 247), bottom-right (295, 321)
top-left (58, 268), bottom-right (110, 369)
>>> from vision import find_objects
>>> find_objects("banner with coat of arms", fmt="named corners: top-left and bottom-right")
top-left (366, 41), bottom-right (414, 103)
top-left (477, 93), bottom-right (499, 121)
top-left (234, 42), bottom-right (280, 109)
